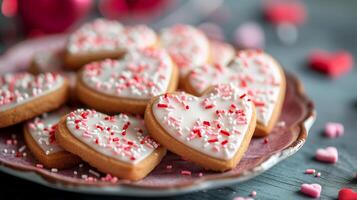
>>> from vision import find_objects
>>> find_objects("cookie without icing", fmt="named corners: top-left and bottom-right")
top-left (183, 50), bottom-right (286, 136)
top-left (56, 109), bottom-right (166, 180)
top-left (145, 84), bottom-right (256, 171)
top-left (76, 48), bottom-right (179, 115)
top-left (0, 73), bottom-right (69, 128)
top-left (23, 107), bottom-right (80, 169)
top-left (64, 18), bottom-right (158, 69)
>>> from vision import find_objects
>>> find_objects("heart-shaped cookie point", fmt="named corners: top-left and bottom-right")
top-left (145, 84), bottom-right (256, 171)
top-left (65, 18), bottom-right (158, 69)
top-left (24, 107), bottom-right (80, 169)
top-left (315, 146), bottom-right (338, 163)
top-left (77, 48), bottom-right (178, 114)
top-left (160, 24), bottom-right (210, 82)
top-left (339, 188), bottom-right (357, 200)
top-left (0, 73), bottom-right (68, 128)
top-left (184, 50), bottom-right (286, 136)
top-left (56, 109), bottom-right (166, 180)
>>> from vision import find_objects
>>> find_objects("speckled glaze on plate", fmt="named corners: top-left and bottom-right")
top-left (0, 35), bottom-right (315, 197)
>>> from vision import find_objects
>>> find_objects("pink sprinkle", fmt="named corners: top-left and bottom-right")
top-left (305, 169), bottom-right (316, 174)
top-left (198, 172), bottom-right (203, 177)
top-left (324, 122), bottom-right (344, 138)
top-left (300, 183), bottom-right (322, 198)
top-left (315, 146), bottom-right (338, 164)
top-left (233, 197), bottom-right (254, 200)
top-left (181, 170), bottom-right (192, 176)
top-left (166, 165), bottom-right (172, 169)
top-left (6, 139), bottom-right (12, 145)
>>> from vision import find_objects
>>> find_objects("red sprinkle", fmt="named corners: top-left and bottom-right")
top-left (221, 140), bottom-right (228, 145)
top-left (205, 105), bottom-right (214, 109)
top-left (157, 103), bottom-right (168, 108)
top-left (208, 138), bottom-right (219, 143)
top-left (220, 130), bottom-right (231, 136)
top-left (203, 121), bottom-right (211, 126)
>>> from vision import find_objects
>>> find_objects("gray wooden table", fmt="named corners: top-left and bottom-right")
top-left (1, 0), bottom-right (356, 199)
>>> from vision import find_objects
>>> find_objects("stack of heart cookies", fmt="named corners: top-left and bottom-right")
top-left (0, 19), bottom-right (286, 181)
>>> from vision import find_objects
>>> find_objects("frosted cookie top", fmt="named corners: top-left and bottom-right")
top-left (160, 24), bottom-right (210, 76)
top-left (152, 84), bottom-right (255, 160)
top-left (66, 109), bottom-right (159, 164)
top-left (188, 50), bottom-right (284, 126)
top-left (0, 73), bottom-right (64, 112)
top-left (26, 108), bottom-right (69, 155)
top-left (209, 40), bottom-right (235, 67)
top-left (67, 19), bottom-right (157, 54)
top-left (81, 48), bottom-right (174, 99)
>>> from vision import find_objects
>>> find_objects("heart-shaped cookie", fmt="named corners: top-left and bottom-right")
top-left (184, 50), bottom-right (286, 136)
top-left (64, 18), bottom-right (158, 69)
top-left (24, 107), bottom-right (80, 169)
top-left (76, 48), bottom-right (178, 114)
top-left (0, 73), bottom-right (68, 128)
top-left (160, 24), bottom-right (210, 83)
top-left (209, 40), bottom-right (235, 67)
top-left (56, 109), bottom-right (166, 180)
top-left (145, 84), bottom-right (256, 171)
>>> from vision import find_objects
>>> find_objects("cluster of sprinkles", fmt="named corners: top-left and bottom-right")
top-left (26, 109), bottom-right (69, 155)
top-left (67, 18), bottom-right (156, 54)
top-left (0, 73), bottom-right (63, 111)
top-left (153, 84), bottom-right (254, 160)
top-left (160, 24), bottom-right (210, 76)
top-left (189, 50), bottom-right (282, 126)
top-left (2, 134), bottom-right (27, 158)
top-left (82, 48), bottom-right (173, 99)
top-left (66, 109), bottom-right (159, 163)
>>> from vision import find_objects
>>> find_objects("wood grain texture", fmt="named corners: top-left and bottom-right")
top-left (1, 0), bottom-right (357, 199)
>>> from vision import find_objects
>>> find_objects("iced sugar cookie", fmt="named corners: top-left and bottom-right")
top-left (29, 49), bottom-right (64, 74)
top-left (145, 84), bottom-right (256, 171)
top-left (209, 40), bottom-right (235, 67)
top-left (184, 50), bottom-right (286, 136)
top-left (160, 24), bottom-right (210, 83)
top-left (24, 108), bottom-right (80, 168)
top-left (64, 19), bottom-right (158, 69)
top-left (56, 109), bottom-right (166, 180)
top-left (76, 48), bottom-right (178, 114)
top-left (0, 73), bottom-right (69, 128)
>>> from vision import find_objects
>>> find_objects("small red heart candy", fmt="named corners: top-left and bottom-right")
top-left (264, 1), bottom-right (306, 25)
top-left (309, 50), bottom-right (354, 78)
top-left (338, 188), bottom-right (357, 200)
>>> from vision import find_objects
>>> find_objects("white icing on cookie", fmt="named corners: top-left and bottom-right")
top-left (67, 18), bottom-right (157, 54)
top-left (0, 73), bottom-right (64, 112)
top-left (209, 40), bottom-right (235, 66)
top-left (26, 108), bottom-right (69, 155)
top-left (81, 48), bottom-right (174, 99)
top-left (33, 50), bottom-right (63, 72)
top-left (152, 84), bottom-right (254, 160)
top-left (160, 24), bottom-right (210, 76)
top-left (66, 109), bottom-right (159, 164)
top-left (188, 50), bottom-right (283, 126)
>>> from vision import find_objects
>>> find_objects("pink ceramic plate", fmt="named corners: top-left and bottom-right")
top-left (0, 35), bottom-right (315, 196)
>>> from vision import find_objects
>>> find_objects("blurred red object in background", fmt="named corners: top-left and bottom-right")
top-left (263, 1), bottom-right (306, 26)
top-left (17, 0), bottom-right (92, 37)
top-left (99, 0), bottom-right (171, 21)
top-left (309, 50), bottom-right (354, 78)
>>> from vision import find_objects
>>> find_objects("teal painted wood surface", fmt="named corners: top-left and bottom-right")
top-left (1, 0), bottom-right (356, 199)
